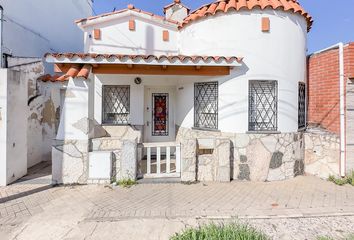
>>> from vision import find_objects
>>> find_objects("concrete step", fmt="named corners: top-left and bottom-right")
top-left (137, 177), bottom-right (181, 184)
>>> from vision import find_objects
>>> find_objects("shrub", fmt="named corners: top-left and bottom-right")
top-left (170, 222), bottom-right (269, 240)
top-left (117, 179), bottom-right (137, 188)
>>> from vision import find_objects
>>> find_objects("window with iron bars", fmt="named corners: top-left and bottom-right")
top-left (102, 85), bottom-right (130, 125)
top-left (249, 80), bottom-right (278, 132)
top-left (298, 82), bottom-right (306, 129)
top-left (194, 82), bottom-right (218, 130)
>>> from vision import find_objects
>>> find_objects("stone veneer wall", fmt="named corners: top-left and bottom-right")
top-left (304, 131), bottom-right (340, 179)
top-left (90, 125), bottom-right (143, 182)
top-left (197, 139), bottom-right (231, 182)
top-left (52, 140), bottom-right (89, 184)
top-left (177, 127), bottom-right (305, 182)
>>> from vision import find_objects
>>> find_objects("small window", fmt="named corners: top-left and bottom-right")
top-left (194, 82), bottom-right (218, 130)
top-left (102, 85), bottom-right (130, 125)
top-left (249, 80), bottom-right (278, 132)
top-left (298, 82), bottom-right (306, 129)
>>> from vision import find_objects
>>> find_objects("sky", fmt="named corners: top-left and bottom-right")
top-left (93, 0), bottom-right (354, 54)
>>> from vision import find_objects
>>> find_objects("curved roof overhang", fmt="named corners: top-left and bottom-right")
top-left (181, 0), bottom-right (313, 31)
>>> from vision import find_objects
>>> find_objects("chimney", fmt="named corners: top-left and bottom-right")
top-left (164, 0), bottom-right (190, 23)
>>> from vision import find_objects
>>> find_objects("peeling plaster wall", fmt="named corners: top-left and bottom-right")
top-left (10, 60), bottom-right (62, 168)
top-left (27, 81), bottom-right (62, 167)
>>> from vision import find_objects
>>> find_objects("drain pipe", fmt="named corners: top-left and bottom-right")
top-left (0, 5), bottom-right (3, 68)
top-left (312, 42), bottom-right (346, 177)
top-left (339, 42), bottom-right (346, 177)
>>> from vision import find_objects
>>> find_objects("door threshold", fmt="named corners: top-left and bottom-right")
top-left (138, 177), bottom-right (181, 184)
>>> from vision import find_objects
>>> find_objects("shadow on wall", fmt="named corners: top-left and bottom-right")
top-left (146, 25), bottom-right (154, 55)
top-left (176, 63), bottom-right (250, 127)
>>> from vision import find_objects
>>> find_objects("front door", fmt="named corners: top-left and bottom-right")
top-left (144, 87), bottom-right (176, 143)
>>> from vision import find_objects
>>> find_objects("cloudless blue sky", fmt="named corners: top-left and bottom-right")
top-left (93, 0), bottom-right (354, 54)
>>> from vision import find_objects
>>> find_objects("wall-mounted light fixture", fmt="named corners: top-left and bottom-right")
top-left (134, 77), bottom-right (142, 85)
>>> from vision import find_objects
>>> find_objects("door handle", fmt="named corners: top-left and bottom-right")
top-left (147, 121), bottom-right (150, 127)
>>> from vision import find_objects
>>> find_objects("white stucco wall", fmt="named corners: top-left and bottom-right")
top-left (57, 78), bottom-right (91, 140)
top-left (178, 9), bottom-right (307, 133)
top-left (0, 70), bottom-right (8, 186)
top-left (83, 13), bottom-right (178, 55)
top-left (54, 9), bottom-right (308, 145)
top-left (0, 0), bottom-right (92, 57)
top-left (165, 5), bottom-right (189, 22)
top-left (0, 69), bottom-right (28, 186)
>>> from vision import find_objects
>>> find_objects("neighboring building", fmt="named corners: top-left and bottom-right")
top-left (0, 0), bottom-right (92, 186)
top-left (0, 0), bottom-right (92, 59)
top-left (43, 0), bottom-right (316, 184)
top-left (307, 43), bottom-right (354, 178)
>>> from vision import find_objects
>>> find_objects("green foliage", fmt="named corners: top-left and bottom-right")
top-left (346, 234), bottom-right (354, 240)
top-left (328, 171), bottom-right (354, 186)
top-left (317, 237), bottom-right (333, 240)
top-left (170, 222), bottom-right (269, 240)
top-left (317, 235), bottom-right (354, 240)
top-left (117, 179), bottom-right (137, 188)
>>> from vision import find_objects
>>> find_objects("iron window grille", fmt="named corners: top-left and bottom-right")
top-left (249, 80), bottom-right (278, 132)
top-left (298, 82), bottom-right (306, 129)
top-left (102, 85), bottom-right (130, 125)
top-left (194, 82), bottom-right (218, 130)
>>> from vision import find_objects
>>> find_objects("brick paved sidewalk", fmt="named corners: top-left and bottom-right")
top-left (86, 176), bottom-right (354, 221)
top-left (1, 164), bottom-right (354, 223)
top-left (1, 164), bottom-right (354, 239)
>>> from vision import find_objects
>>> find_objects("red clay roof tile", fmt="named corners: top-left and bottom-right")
top-left (45, 53), bottom-right (243, 65)
top-left (183, 0), bottom-right (313, 31)
top-left (39, 64), bottom-right (92, 82)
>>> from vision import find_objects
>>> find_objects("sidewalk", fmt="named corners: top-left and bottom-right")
top-left (1, 166), bottom-right (354, 239)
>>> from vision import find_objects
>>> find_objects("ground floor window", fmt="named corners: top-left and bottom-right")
top-left (298, 82), bottom-right (306, 129)
top-left (102, 85), bottom-right (130, 125)
top-left (194, 82), bottom-right (218, 130)
top-left (249, 80), bottom-right (278, 132)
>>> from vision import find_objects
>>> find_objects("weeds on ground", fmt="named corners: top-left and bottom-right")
top-left (317, 235), bottom-right (354, 240)
top-left (170, 222), bottom-right (269, 240)
top-left (317, 237), bottom-right (333, 240)
top-left (328, 171), bottom-right (354, 186)
top-left (117, 179), bottom-right (137, 188)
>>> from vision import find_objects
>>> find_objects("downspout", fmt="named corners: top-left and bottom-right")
top-left (0, 5), bottom-right (3, 68)
top-left (339, 43), bottom-right (346, 177)
top-left (312, 43), bottom-right (346, 177)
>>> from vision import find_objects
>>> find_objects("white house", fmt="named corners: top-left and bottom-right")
top-left (44, 0), bottom-right (313, 184)
top-left (0, 0), bottom-right (92, 186)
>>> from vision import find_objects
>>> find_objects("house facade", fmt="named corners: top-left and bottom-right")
top-left (44, 0), bottom-right (314, 184)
